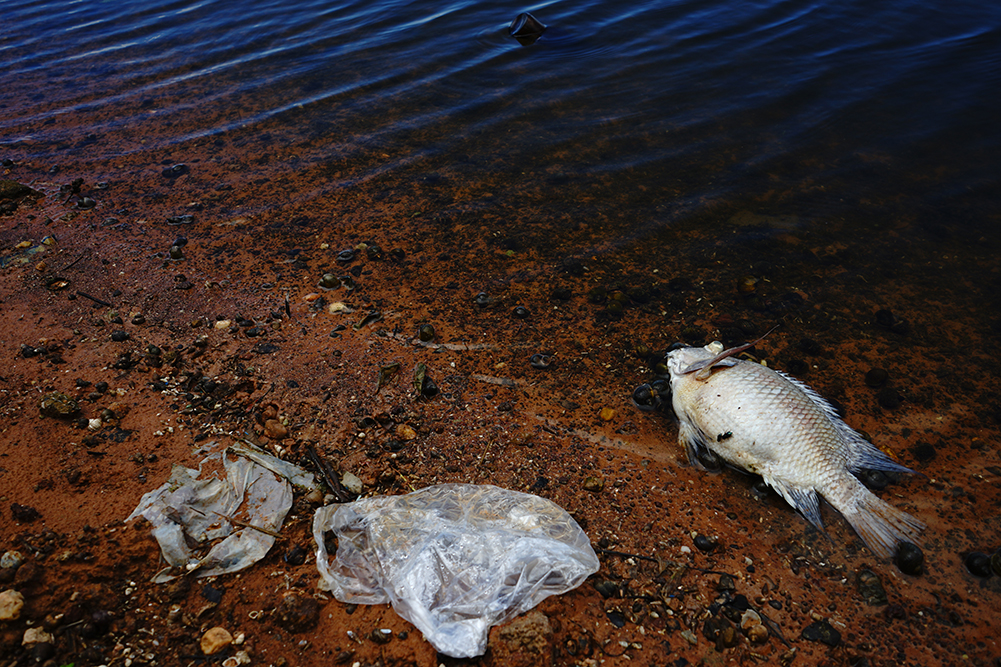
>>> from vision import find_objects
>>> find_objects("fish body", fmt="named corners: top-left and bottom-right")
top-left (665, 341), bottom-right (923, 558)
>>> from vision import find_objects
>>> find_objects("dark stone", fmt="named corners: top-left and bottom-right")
top-left (110, 330), bottom-right (129, 342)
top-left (694, 534), bottom-right (718, 552)
top-left (895, 542), bottom-right (924, 576)
top-left (509, 11), bottom-right (547, 46)
top-left (856, 569), bottom-right (887, 605)
top-left (964, 552), bottom-right (992, 578)
top-left (874, 309), bottom-right (895, 328)
top-left (702, 616), bottom-right (729, 642)
top-left (801, 620), bottom-right (841, 646)
top-left (11, 503), bottom-right (41, 522)
top-left (594, 580), bottom-right (618, 599)
top-left (273, 591), bottom-right (320, 633)
top-left (30, 642), bottom-right (55, 662)
top-left (284, 544), bottom-right (307, 566)
top-left (162, 163), bottom-right (189, 178)
top-left (911, 441), bottom-right (936, 462)
top-left (865, 368), bottom-right (888, 387)
top-left (202, 583), bottom-right (224, 603)
top-left (857, 469), bottom-right (889, 490)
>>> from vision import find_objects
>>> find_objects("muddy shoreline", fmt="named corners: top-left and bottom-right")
top-left (2, 158), bottom-right (1001, 667)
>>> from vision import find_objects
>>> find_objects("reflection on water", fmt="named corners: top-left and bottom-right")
top-left (1, 0), bottom-right (999, 268)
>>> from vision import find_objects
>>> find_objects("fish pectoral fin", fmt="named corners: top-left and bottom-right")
top-left (681, 357), bottom-right (739, 378)
top-left (769, 478), bottom-right (824, 531)
top-left (679, 421), bottom-right (719, 471)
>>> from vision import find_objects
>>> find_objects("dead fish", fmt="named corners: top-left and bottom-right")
top-left (665, 340), bottom-right (923, 558)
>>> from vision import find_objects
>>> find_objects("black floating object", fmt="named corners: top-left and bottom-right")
top-left (509, 12), bottom-right (546, 46)
top-left (162, 163), bottom-right (189, 178)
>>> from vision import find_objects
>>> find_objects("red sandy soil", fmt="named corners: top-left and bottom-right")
top-left (2, 160), bottom-right (1000, 667)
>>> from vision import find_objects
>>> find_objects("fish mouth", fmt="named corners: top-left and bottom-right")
top-left (663, 342), bottom-right (717, 376)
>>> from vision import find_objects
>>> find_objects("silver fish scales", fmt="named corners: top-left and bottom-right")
top-left (665, 340), bottom-right (923, 558)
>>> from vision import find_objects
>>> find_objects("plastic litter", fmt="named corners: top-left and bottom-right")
top-left (312, 483), bottom-right (599, 658)
top-left (128, 443), bottom-right (317, 583)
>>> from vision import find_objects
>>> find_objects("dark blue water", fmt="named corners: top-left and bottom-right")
top-left (2, 0), bottom-right (999, 239)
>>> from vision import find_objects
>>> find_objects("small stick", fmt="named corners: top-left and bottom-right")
top-left (76, 290), bottom-right (113, 307)
top-left (52, 251), bottom-right (88, 274)
top-left (210, 510), bottom-right (283, 538)
top-left (306, 443), bottom-right (351, 502)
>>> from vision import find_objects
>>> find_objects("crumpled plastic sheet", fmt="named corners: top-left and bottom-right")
top-left (128, 443), bottom-right (316, 583)
top-left (312, 483), bottom-right (600, 658)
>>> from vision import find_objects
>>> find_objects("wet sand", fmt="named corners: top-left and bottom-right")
top-left (2, 130), bottom-right (1001, 667)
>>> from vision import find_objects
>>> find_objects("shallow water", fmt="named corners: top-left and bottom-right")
top-left (4, 0), bottom-right (999, 236)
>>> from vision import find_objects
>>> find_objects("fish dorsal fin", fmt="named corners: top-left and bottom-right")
top-left (681, 325), bottom-right (779, 381)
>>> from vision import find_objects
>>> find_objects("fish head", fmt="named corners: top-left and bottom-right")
top-left (664, 342), bottom-right (724, 379)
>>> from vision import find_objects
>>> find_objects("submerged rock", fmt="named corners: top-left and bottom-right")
top-left (39, 392), bottom-right (80, 418)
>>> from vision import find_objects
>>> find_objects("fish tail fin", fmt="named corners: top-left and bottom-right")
top-left (842, 486), bottom-right (924, 559)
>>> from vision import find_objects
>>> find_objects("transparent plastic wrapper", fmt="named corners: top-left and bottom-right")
top-left (312, 483), bottom-right (600, 658)
top-left (128, 444), bottom-right (316, 583)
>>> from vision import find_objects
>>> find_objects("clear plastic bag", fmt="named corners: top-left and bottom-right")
top-left (128, 444), bottom-right (316, 582)
top-left (312, 484), bottom-right (599, 658)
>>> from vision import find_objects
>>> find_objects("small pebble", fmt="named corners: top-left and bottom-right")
top-left (417, 323), bottom-right (435, 342)
top-left (22, 627), bottom-right (53, 646)
top-left (856, 569), bottom-right (887, 605)
top-left (864, 368), bottom-right (889, 388)
top-left (274, 591), bottom-right (320, 633)
top-left (0, 551), bottom-right (25, 570)
top-left (162, 163), bottom-right (189, 178)
top-left (530, 353), bottom-right (553, 370)
top-left (594, 580), bottom-right (618, 599)
top-left (964, 551), bottom-right (992, 578)
top-left (693, 534), bottom-right (718, 552)
top-left (801, 620), bottom-right (840, 646)
top-left (200, 627), bottom-right (233, 655)
top-left (895, 542), bottom-right (924, 576)
top-left (341, 472), bottom-right (363, 496)
top-left (0, 589), bottom-right (25, 621)
top-left (264, 419), bottom-right (288, 440)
